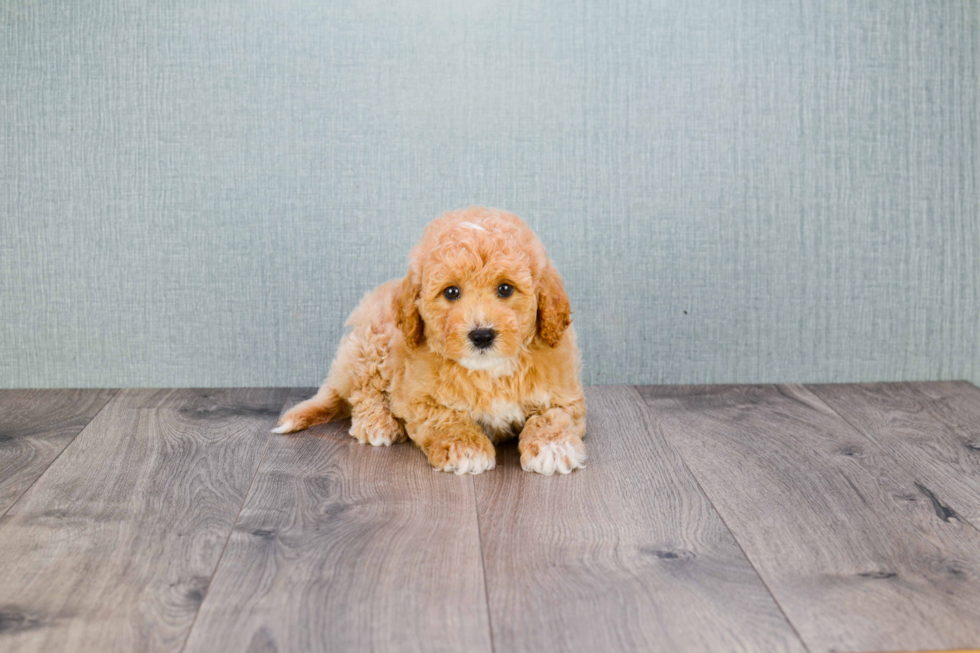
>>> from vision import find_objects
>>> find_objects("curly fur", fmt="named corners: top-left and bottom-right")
top-left (274, 207), bottom-right (586, 475)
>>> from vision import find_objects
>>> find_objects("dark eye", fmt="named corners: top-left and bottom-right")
top-left (443, 286), bottom-right (461, 301)
top-left (497, 283), bottom-right (514, 298)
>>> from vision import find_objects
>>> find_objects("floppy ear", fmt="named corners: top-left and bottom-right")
top-left (394, 274), bottom-right (425, 348)
top-left (536, 263), bottom-right (572, 348)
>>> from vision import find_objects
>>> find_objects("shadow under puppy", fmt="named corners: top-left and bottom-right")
top-left (274, 207), bottom-right (586, 475)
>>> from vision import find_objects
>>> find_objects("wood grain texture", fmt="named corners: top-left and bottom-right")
top-left (0, 388), bottom-right (288, 653)
top-left (183, 388), bottom-right (493, 653)
top-left (639, 384), bottom-right (980, 653)
top-left (473, 386), bottom-right (806, 653)
top-left (0, 389), bottom-right (117, 516)
top-left (810, 381), bottom-right (980, 525)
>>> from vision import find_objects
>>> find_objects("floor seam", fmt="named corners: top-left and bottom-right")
top-left (177, 387), bottom-right (292, 653)
top-left (630, 385), bottom-right (814, 653)
top-left (472, 475), bottom-right (497, 653)
top-left (0, 388), bottom-right (121, 522)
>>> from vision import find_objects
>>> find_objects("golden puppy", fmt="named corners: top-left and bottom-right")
top-left (273, 207), bottom-right (586, 475)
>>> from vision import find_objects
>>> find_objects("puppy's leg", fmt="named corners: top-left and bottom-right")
top-left (409, 410), bottom-right (496, 475)
top-left (519, 406), bottom-right (587, 475)
top-left (273, 328), bottom-right (369, 434)
top-left (273, 385), bottom-right (350, 434)
top-left (348, 387), bottom-right (406, 446)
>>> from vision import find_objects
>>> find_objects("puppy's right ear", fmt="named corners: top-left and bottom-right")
top-left (535, 262), bottom-right (572, 348)
top-left (394, 275), bottom-right (424, 348)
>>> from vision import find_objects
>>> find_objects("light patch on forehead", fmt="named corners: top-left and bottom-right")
top-left (459, 221), bottom-right (487, 232)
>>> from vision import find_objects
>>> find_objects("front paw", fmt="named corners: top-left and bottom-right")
top-left (425, 436), bottom-right (496, 475)
top-left (520, 436), bottom-right (586, 475)
top-left (349, 410), bottom-right (407, 447)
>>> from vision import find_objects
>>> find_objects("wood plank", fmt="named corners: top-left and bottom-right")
top-left (639, 384), bottom-right (980, 653)
top-left (810, 381), bottom-right (980, 525)
top-left (183, 388), bottom-right (493, 653)
top-left (0, 389), bottom-right (117, 516)
top-left (0, 388), bottom-right (288, 653)
top-left (474, 386), bottom-right (807, 653)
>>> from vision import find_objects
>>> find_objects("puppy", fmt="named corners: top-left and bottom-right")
top-left (273, 207), bottom-right (586, 475)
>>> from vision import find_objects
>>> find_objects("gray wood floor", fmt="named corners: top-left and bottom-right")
top-left (1, 384), bottom-right (979, 653)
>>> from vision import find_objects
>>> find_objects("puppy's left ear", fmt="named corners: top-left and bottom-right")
top-left (394, 274), bottom-right (425, 348)
top-left (536, 262), bottom-right (572, 348)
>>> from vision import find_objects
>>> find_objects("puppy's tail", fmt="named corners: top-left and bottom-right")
top-left (272, 386), bottom-right (350, 434)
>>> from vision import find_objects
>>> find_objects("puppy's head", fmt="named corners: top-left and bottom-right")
top-left (394, 207), bottom-right (571, 371)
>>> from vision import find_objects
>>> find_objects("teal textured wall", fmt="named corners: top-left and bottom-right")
top-left (1, 0), bottom-right (978, 387)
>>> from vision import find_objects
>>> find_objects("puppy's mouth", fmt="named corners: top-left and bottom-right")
top-left (458, 350), bottom-right (515, 374)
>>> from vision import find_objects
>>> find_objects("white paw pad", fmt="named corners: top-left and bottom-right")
top-left (368, 432), bottom-right (394, 446)
top-left (271, 419), bottom-right (296, 434)
top-left (355, 429), bottom-right (395, 447)
top-left (350, 421), bottom-right (400, 447)
top-left (437, 449), bottom-right (496, 475)
top-left (522, 440), bottom-right (586, 475)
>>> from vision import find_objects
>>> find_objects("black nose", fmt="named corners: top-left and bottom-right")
top-left (468, 327), bottom-right (496, 350)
